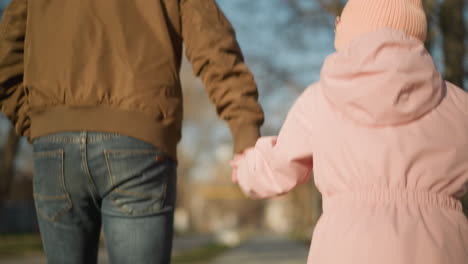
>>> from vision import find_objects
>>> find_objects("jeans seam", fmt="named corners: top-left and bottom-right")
top-left (80, 132), bottom-right (100, 209)
top-left (33, 149), bottom-right (64, 157)
top-left (110, 196), bottom-right (167, 216)
top-left (34, 137), bottom-right (81, 144)
top-left (104, 150), bottom-right (115, 186)
top-left (113, 187), bottom-right (167, 199)
top-left (104, 149), bottom-right (161, 155)
top-left (110, 199), bottom-right (132, 215)
top-left (35, 196), bottom-right (72, 222)
top-left (87, 133), bottom-right (122, 143)
top-left (58, 150), bottom-right (68, 199)
top-left (34, 133), bottom-right (124, 144)
top-left (108, 185), bottom-right (168, 216)
top-left (33, 194), bottom-right (68, 200)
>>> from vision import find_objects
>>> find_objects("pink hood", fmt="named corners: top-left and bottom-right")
top-left (320, 28), bottom-right (444, 126)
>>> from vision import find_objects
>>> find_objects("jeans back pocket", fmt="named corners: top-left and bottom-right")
top-left (33, 149), bottom-right (72, 222)
top-left (104, 149), bottom-right (174, 217)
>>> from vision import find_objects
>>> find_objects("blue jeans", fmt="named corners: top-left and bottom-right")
top-left (32, 132), bottom-right (177, 264)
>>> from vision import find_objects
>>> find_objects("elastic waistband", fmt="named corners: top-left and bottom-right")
top-left (323, 188), bottom-right (463, 212)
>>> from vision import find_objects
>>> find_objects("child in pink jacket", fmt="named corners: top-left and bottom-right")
top-left (231, 0), bottom-right (468, 263)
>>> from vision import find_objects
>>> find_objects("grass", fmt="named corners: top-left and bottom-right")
top-left (0, 233), bottom-right (43, 257)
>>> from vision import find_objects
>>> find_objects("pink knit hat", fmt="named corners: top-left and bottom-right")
top-left (335, 0), bottom-right (427, 51)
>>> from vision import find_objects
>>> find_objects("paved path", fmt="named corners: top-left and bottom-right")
top-left (1, 234), bottom-right (310, 264)
top-left (172, 235), bottom-right (214, 255)
top-left (209, 234), bottom-right (309, 264)
top-left (1, 235), bottom-right (214, 264)
top-left (1, 250), bottom-right (108, 264)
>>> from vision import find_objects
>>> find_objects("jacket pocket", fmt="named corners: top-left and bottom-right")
top-left (104, 149), bottom-right (174, 217)
top-left (33, 149), bottom-right (72, 222)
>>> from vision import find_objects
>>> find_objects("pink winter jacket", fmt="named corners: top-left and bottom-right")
top-left (233, 29), bottom-right (468, 264)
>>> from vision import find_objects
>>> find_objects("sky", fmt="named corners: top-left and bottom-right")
top-left (0, 0), bottom-right (7, 9)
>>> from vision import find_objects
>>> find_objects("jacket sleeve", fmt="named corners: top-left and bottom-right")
top-left (236, 92), bottom-right (314, 199)
top-left (180, 0), bottom-right (264, 153)
top-left (0, 0), bottom-right (30, 137)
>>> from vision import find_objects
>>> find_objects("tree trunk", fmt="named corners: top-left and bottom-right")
top-left (0, 127), bottom-right (21, 207)
top-left (439, 0), bottom-right (465, 89)
top-left (422, 0), bottom-right (437, 51)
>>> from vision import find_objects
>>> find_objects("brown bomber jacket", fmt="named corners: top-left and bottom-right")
top-left (0, 0), bottom-right (264, 160)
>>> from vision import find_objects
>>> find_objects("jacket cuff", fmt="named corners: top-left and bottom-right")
top-left (230, 122), bottom-right (260, 154)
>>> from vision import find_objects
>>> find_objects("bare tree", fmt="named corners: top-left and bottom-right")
top-left (423, 0), bottom-right (438, 51)
top-left (0, 126), bottom-right (20, 207)
top-left (317, 0), bottom-right (345, 17)
top-left (439, 0), bottom-right (465, 90)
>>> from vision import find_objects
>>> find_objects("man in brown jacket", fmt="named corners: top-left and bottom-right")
top-left (0, 1), bottom-right (264, 263)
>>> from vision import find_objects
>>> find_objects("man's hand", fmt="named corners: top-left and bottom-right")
top-left (230, 153), bottom-right (244, 183)
top-left (230, 148), bottom-right (253, 183)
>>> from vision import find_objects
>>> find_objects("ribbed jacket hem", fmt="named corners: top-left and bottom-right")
top-left (30, 106), bottom-right (180, 160)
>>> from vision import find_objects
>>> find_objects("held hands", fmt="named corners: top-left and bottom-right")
top-left (230, 153), bottom-right (244, 184)
top-left (230, 148), bottom-right (253, 183)
top-left (230, 138), bottom-right (277, 184)
top-left (229, 137), bottom-right (283, 199)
